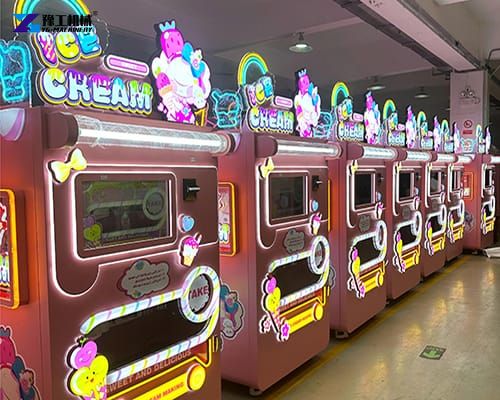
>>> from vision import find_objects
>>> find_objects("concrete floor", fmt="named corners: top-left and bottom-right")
top-left (222, 254), bottom-right (500, 400)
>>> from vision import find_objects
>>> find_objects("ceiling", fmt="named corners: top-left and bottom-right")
top-left (0, 0), bottom-right (497, 122)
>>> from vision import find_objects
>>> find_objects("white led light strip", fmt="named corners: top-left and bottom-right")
top-left (351, 220), bottom-right (388, 273)
top-left (79, 266), bottom-right (220, 385)
top-left (425, 204), bottom-right (447, 238)
top-left (456, 155), bottom-right (473, 164)
top-left (74, 114), bottom-right (231, 154)
top-left (436, 154), bottom-right (455, 163)
top-left (394, 211), bottom-right (422, 252)
top-left (406, 151), bottom-right (431, 162)
top-left (489, 156), bottom-right (500, 164)
top-left (275, 140), bottom-right (340, 157)
top-left (268, 236), bottom-right (330, 307)
top-left (362, 146), bottom-right (397, 160)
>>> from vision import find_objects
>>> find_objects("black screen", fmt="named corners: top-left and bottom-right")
top-left (430, 171), bottom-right (441, 194)
top-left (484, 169), bottom-right (493, 188)
top-left (452, 170), bottom-right (462, 191)
top-left (270, 176), bottom-right (305, 220)
top-left (399, 173), bottom-right (412, 199)
top-left (355, 174), bottom-right (373, 207)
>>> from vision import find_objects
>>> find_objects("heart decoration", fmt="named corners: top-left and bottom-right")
top-left (180, 214), bottom-right (195, 232)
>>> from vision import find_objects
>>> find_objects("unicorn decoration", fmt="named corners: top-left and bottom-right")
top-left (453, 122), bottom-right (462, 153)
top-left (364, 91), bottom-right (382, 145)
top-left (294, 69), bottom-right (321, 138)
top-left (151, 20), bottom-right (211, 125)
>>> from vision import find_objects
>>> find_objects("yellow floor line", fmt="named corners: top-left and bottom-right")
top-left (264, 255), bottom-right (470, 399)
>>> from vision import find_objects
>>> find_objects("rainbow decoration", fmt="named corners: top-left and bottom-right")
top-left (417, 111), bottom-right (427, 129)
top-left (13, 0), bottom-right (90, 27)
top-left (383, 99), bottom-right (396, 121)
top-left (331, 81), bottom-right (350, 108)
top-left (237, 52), bottom-right (269, 86)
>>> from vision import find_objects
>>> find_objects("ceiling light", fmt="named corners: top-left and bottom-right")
top-left (445, 107), bottom-right (451, 111)
top-left (415, 87), bottom-right (430, 99)
top-left (289, 32), bottom-right (313, 53)
top-left (367, 76), bottom-right (386, 91)
top-left (434, 0), bottom-right (470, 5)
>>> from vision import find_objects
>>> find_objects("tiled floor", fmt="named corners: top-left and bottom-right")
top-left (222, 254), bottom-right (500, 399)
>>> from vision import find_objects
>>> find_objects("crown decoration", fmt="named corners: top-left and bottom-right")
top-left (297, 69), bottom-right (308, 78)
top-left (159, 20), bottom-right (176, 32)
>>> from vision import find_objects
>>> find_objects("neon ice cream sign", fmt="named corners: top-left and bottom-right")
top-left (363, 91), bottom-right (382, 145)
top-left (331, 82), bottom-right (365, 142)
top-left (238, 52), bottom-right (294, 134)
top-left (151, 20), bottom-right (211, 125)
top-left (33, 31), bottom-right (153, 114)
top-left (382, 99), bottom-right (406, 147)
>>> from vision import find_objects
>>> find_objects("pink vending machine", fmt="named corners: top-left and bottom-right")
top-left (462, 126), bottom-right (500, 250)
top-left (0, 20), bottom-right (232, 400)
top-left (419, 112), bottom-right (452, 277)
top-left (384, 103), bottom-right (428, 300)
top-left (444, 122), bottom-right (468, 261)
top-left (328, 85), bottom-right (399, 336)
top-left (217, 54), bottom-right (339, 394)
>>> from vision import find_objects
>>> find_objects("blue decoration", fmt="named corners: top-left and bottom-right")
top-left (211, 89), bottom-right (242, 129)
top-left (0, 40), bottom-right (32, 104)
top-left (180, 215), bottom-right (195, 232)
top-left (313, 111), bottom-right (334, 138)
top-left (311, 200), bottom-right (319, 212)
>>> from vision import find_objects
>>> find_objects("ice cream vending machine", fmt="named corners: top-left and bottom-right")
top-left (216, 55), bottom-right (339, 393)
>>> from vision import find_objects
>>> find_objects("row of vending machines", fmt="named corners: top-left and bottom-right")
top-left (1, 18), bottom-right (499, 400)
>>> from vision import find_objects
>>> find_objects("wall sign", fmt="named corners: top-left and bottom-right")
top-left (218, 183), bottom-right (237, 256)
top-left (238, 52), bottom-right (294, 135)
top-left (151, 20), bottom-right (211, 125)
top-left (0, 190), bottom-right (21, 309)
top-left (294, 68), bottom-right (321, 138)
top-left (331, 82), bottom-right (365, 142)
top-left (32, 30), bottom-right (153, 115)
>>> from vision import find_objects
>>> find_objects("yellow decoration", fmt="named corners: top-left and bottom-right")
top-left (49, 148), bottom-right (87, 183)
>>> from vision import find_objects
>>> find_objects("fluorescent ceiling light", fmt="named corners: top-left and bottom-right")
top-left (415, 87), bottom-right (430, 99)
top-left (367, 77), bottom-right (386, 91)
top-left (289, 32), bottom-right (313, 53)
top-left (434, 0), bottom-right (470, 5)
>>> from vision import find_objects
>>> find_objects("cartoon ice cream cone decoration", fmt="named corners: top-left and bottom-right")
top-left (180, 233), bottom-right (202, 267)
top-left (311, 213), bottom-right (322, 235)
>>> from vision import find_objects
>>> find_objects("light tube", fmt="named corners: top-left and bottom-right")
top-left (436, 154), bottom-right (455, 163)
top-left (74, 115), bottom-right (231, 154)
top-left (489, 156), bottom-right (500, 164)
top-left (457, 155), bottom-right (473, 164)
top-left (406, 151), bottom-right (431, 162)
top-left (362, 146), bottom-right (397, 160)
top-left (275, 140), bottom-right (340, 157)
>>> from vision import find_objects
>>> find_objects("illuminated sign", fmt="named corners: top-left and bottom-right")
top-left (238, 52), bottom-right (294, 135)
top-left (32, 30), bottom-right (153, 114)
top-left (453, 123), bottom-right (462, 153)
top-left (294, 69), bottom-right (321, 138)
top-left (211, 89), bottom-right (242, 129)
top-left (432, 116), bottom-right (442, 152)
top-left (441, 119), bottom-right (454, 153)
top-left (405, 106), bottom-right (419, 149)
top-left (218, 183), bottom-right (237, 256)
top-left (331, 82), bottom-right (365, 142)
top-left (151, 20), bottom-right (211, 125)
top-left (417, 111), bottom-right (434, 151)
top-left (363, 91), bottom-right (382, 145)
top-left (382, 99), bottom-right (405, 147)
top-left (0, 190), bottom-right (21, 309)
top-left (0, 39), bottom-right (32, 104)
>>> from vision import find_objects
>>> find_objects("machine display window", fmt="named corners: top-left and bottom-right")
top-left (484, 168), bottom-right (493, 188)
top-left (398, 172), bottom-right (413, 200)
top-left (452, 170), bottom-right (462, 191)
top-left (354, 173), bottom-right (374, 208)
top-left (399, 225), bottom-right (417, 246)
top-left (270, 175), bottom-right (306, 221)
top-left (430, 171), bottom-right (441, 194)
top-left (86, 296), bottom-right (208, 373)
top-left (77, 177), bottom-right (171, 255)
top-left (356, 237), bottom-right (380, 273)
